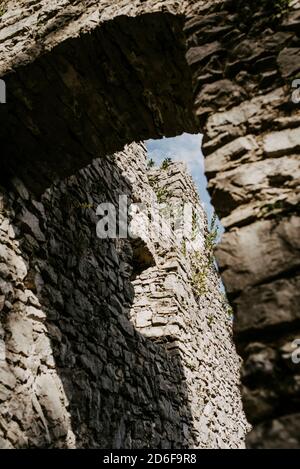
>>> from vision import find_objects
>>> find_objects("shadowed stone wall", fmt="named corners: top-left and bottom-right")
top-left (0, 143), bottom-right (249, 448)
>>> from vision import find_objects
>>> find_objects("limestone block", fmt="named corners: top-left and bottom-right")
top-left (217, 216), bottom-right (300, 294)
top-left (263, 127), bottom-right (300, 157)
top-left (234, 276), bottom-right (300, 335)
top-left (136, 309), bottom-right (152, 328)
top-left (6, 313), bottom-right (34, 357)
top-left (247, 413), bottom-right (300, 449)
top-left (277, 47), bottom-right (300, 77)
top-left (205, 136), bottom-right (258, 176)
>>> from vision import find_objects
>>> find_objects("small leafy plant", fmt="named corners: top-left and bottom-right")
top-left (0, 1), bottom-right (8, 17)
top-left (156, 187), bottom-right (170, 204)
top-left (147, 158), bottom-right (155, 169)
top-left (191, 212), bottom-right (219, 298)
top-left (161, 157), bottom-right (172, 170)
top-left (205, 212), bottom-right (218, 266)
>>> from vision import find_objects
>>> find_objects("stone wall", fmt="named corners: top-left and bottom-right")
top-left (0, 143), bottom-right (248, 448)
top-left (121, 148), bottom-right (249, 448)
top-left (1, 0), bottom-right (300, 448)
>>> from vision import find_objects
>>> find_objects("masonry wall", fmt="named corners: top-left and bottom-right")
top-left (120, 148), bottom-right (249, 448)
top-left (0, 143), bottom-right (248, 448)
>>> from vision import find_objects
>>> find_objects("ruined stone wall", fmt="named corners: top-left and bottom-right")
top-left (1, 0), bottom-right (300, 449)
top-left (119, 148), bottom-right (249, 448)
top-left (0, 143), bottom-right (248, 448)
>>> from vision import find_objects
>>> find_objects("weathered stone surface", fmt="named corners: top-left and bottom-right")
top-left (263, 128), bottom-right (300, 157)
top-left (0, 5), bottom-right (197, 194)
top-left (0, 0), bottom-right (300, 450)
top-left (192, 2), bottom-right (300, 443)
top-left (216, 216), bottom-right (300, 295)
top-left (247, 414), bottom-right (300, 449)
top-left (0, 143), bottom-right (249, 448)
top-left (208, 155), bottom-right (300, 218)
top-left (205, 136), bottom-right (259, 177)
top-left (277, 47), bottom-right (300, 78)
top-left (234, 275), bottom-right (300, 336)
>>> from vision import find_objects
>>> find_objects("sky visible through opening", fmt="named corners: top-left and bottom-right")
top-left (145, 133), bottom-right (224, 238)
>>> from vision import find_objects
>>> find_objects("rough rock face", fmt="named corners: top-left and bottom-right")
top-left (185, 0), bottom-right (300, 447)
top-left (0, 143), bottom-right (249, 448)
top-left (0, 1), bottom-right (197, 193)
top-left (0, 0), bottom-right (300, 448)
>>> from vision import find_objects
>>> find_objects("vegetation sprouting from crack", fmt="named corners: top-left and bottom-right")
top-left (147, 163), bottom-right (172, 204)
top-left (220, 292), bottom-right (234, 321)
top-left (147, 158), bottom-right (155, 169)
top-left (161, 157), bottom-right (172, 170)
top-left (155, 186), bottom-right (170, 204)
top-left (191, 212), bottom-right (219, 298)
top-left (0, 0), bottom-right (8, 17)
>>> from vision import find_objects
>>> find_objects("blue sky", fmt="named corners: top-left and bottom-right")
top-left (146, 133), bottom-right (216, 226)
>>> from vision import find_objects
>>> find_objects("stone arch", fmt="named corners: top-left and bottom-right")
top-left (0, 0), bottom-right (300, 448)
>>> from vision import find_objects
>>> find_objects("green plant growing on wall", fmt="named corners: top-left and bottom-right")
top-left (191, 212), bottom-right (219, 298)
top-left (147, 158), bottom-right (155, 169)
top-left (227, 305), bottom-right (234, 320)
top-left (148, 175), bottom-right (156, 188)
top-left (186, 361), bottom-right (197, 372)
top-left (273, 0), bottom-right (291, 15)
top-left (156, 187), bottom-right (170, 204)
top-left (221, 292), bottom-right (234, 320)
top-left (191, 256), bottom-right (209, 297)
top-left (161, 157), bottom-right (172, 170)
top-left (205, 212), bottom-right (218, 266)
top-left (191, 211), bottom-right (200, 241)
top-left (148, 171), bottom-right (170, 204)
top-left (269, 0), bottom-right (291, 23)
top-left (207, 315), bottom-right (214, 327)
top-left (0, 0), bottom-right (8, 17)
